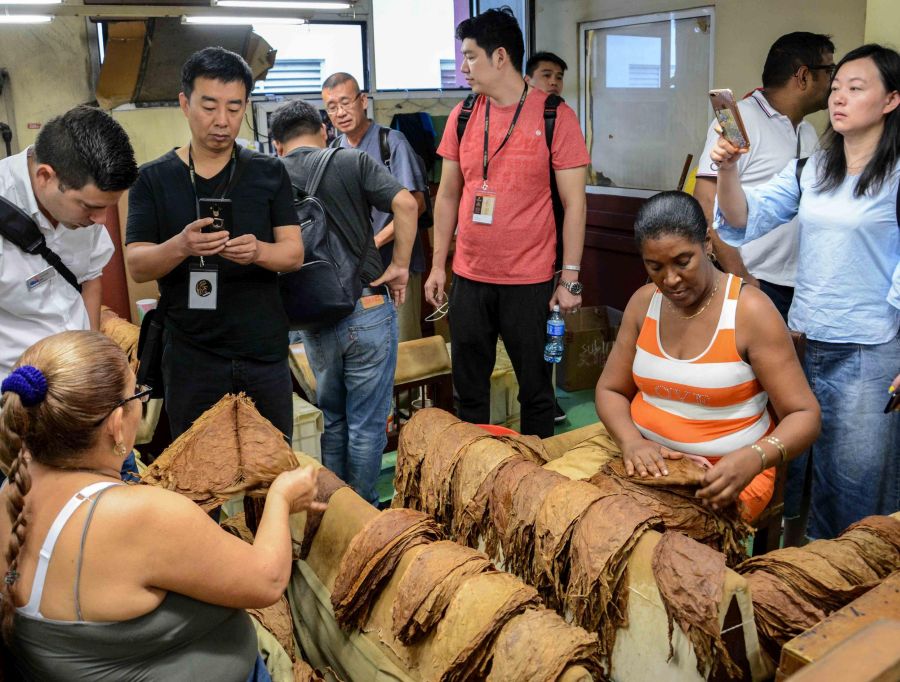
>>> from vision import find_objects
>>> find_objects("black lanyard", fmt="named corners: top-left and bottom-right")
top-left (188, 144), bottom-right (236, 220)
top-left (482, 82), bottom-right (528, 186)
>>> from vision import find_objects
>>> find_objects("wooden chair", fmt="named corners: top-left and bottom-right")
top-left (751, 330), bottom-right (807, 556)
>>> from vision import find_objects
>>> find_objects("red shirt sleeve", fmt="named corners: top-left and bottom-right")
top-left (437, 101), bottom-right (464, 163)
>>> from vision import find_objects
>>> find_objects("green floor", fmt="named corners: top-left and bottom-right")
top-left (376, 387), bottom-right (598, 504)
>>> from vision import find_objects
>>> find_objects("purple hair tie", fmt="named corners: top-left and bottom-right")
top-left (1, 365), bottom-right (48, 407)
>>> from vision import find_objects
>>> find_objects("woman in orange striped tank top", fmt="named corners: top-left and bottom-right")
top-left (596, 192), bottom-right (820, 521)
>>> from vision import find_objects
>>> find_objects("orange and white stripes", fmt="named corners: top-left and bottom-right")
top-left (631, 275), bottom-right (772, 456)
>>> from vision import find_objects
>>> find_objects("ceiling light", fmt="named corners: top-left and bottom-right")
top-left (212, 1), bottom-right (351, 8)
top-left (182, 15), bottom-right (307, 25)
top-left (0, 0), bottom-right (61, 4)
top-left (0, 14), bottom-right (53, 23)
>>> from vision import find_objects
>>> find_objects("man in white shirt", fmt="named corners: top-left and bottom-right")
top-left (695, 32), bottom-right (835, 320)
top-left (0, 106), bottom-right (138, 381)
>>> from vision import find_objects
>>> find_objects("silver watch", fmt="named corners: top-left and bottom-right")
top-left (558, 279), bottom-right (583, 296)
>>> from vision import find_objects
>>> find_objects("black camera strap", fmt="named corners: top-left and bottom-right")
top-left (0, 195), bottom-right (82, 293)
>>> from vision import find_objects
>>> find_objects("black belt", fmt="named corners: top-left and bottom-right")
top-left (360, 285), bottom-right (389, 298)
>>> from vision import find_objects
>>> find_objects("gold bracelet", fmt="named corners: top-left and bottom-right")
top-left (762, 436), bottom-right (787, 464)
top-left (750, 443), bottom-right (767, 472)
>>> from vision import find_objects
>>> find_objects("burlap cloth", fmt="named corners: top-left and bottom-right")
top-left (142, 393), bottom-right (298, 510)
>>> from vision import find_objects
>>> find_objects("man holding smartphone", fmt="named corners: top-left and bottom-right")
top-left (695, 32), bottom-right (835, 320)
top-left (125, 47), bottom-right (302, 440)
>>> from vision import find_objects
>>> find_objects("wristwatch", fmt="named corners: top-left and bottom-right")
top-left (558, 279), bottom-right (583, 296)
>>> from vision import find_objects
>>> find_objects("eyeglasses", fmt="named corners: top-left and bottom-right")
top-left (807, 64), bottom-right (836, 79)
top-left (324, 92), bottom-right (362, 115)
top-left (93, 384), bottom-right (152, 426)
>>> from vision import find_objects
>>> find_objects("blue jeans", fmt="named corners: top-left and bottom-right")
top-left (799, 334), bottom-right (900, 540)
top-left (298, 296), bottom-right (397, 504)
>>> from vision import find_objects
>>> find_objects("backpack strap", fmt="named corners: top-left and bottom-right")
top-left (304, 147), bottom-right (339, 197)
top-left (795, 156), bottom-right (809, 191)
top-left (378, 127), bottom-right (391, 169)
top-left (456, 93), bottom-right (479, 143)
top-left (543, 94), bottom-right (562, 153)
top-left (329, 135), bottom-right (342, 149)
top-left (0, 195), bottom-right (82, 293)
top-left (543, 94), bottom-right (564, 269)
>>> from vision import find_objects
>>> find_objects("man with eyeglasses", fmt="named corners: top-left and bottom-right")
top-left (695, 31), bottom-right (835, 321)
top-left (322, 72), bottom-right (429, 342)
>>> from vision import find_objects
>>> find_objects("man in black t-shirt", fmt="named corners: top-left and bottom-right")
top-left (125, 47), bottom-right (301, 440)
top-left (270, 99), bottom-right (417, 505)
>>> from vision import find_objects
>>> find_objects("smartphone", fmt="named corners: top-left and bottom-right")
top-left (198, 198), bottom-right (232, 235)
top-left (709, 89), bottom-right (750, 151)
top-left (884, 391), bottom-right (900, 414)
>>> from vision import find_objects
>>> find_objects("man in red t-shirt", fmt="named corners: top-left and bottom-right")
top-left (425, 8), bottom-right (589, 438)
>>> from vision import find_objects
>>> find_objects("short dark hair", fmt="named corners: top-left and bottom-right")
top-left (525, 51), bottom-right (567, 77)
top-left (181, 46), bottom-right (253, 101)
top-left (269, 100), bottom-right (323, 143)
top-left (33, 106), bottom-right (137, 192)
top-left (322, 72), bottom-right (361, 93)
top-left (456, 7), bottom-right (524, 72)
top-left (633, 191), bottom-right (707, 249)
top-left (761, 32), bottom-right (835, 89)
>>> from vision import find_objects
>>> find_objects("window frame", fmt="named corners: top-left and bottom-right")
top-left (578, 7), bottom-right (715, 198)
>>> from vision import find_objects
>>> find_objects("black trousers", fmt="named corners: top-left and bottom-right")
top-left (758, 279), bottom-right (794, 323)
top-left (162, 332), bottom-right (293, 441)
top-left (449, 275), bottom-right (555, 438)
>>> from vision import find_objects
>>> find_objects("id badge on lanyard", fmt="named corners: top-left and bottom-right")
top-left (473, 184), bottom-right (497, 224)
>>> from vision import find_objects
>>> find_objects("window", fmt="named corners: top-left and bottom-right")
top-left (251, 21), bottom-right (366, 95)
top-left (372, 0), bottom-right (469, 91)
top-left (580, 9), bottom-right (714, 194)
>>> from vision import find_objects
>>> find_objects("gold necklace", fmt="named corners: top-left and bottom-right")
top-left (667, 277), bottom-right (720, 320)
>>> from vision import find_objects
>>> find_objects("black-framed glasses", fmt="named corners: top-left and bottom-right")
top-left (807, 64), bottom-right (836, 79)
top-left (94, 384), bottom-right (152, 426)
top-left (324, 91), bottom-right (363, 115)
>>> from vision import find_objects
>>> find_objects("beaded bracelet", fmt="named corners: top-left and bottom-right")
top-left (762, 435), bottom-right (787, 465)
top-left (750, 443), bottom-right (767, 472)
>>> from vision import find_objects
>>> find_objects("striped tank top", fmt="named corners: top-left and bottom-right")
top-left (630, 274), bottom-right (772, 456)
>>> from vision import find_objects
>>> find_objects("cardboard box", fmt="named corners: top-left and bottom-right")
top-left (557, 306), bottom-right (619, 392)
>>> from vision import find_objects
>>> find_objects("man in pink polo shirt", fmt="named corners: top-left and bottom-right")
top-left (425, 8), bottom-right (589, 438)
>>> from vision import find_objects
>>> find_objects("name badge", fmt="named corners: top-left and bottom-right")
top-left (26, 266), bottom-right (56, 291)
top-left (188, 263), bottom-right (218, 310)
top-left (472, 190), bottom-right (496, 225)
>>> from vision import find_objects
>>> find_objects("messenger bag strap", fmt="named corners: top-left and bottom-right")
top-left (0, 195), bottom-right (82, 293)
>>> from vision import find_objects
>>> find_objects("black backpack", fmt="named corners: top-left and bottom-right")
top-left (456, 92), bottom-right (564, 268)
top-left (279, 147), bottom-right (371, 331)
top-left (332, 127), bottom-right (434, 231)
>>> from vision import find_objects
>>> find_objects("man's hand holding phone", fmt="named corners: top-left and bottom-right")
top-left (180, 218), bottom-right (229, 258)
top-left (221, 234), bottom-right (260, 265)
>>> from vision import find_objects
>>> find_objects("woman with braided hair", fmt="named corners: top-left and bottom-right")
top-left (0, 330), bottom-right (323, 680)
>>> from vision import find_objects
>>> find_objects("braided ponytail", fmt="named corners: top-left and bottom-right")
top-left (1, 449), bottom-right (32, 643)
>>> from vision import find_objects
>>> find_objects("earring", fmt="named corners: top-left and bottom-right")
top-left (114, 442), bottom-right (128, 458)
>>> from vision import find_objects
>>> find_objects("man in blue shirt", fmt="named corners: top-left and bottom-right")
top-left (322, 72), bottom-right (429, 341)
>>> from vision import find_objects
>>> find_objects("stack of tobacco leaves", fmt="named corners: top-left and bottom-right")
top-left (486, 608), bottom-right (603, 682)
top-left (533, 479), bottom-right (604, 609)
top-left (297, 468), bottom-right (348, 560)
top-left (651, 531), bottom-right (741, 680)
top-left (331, 508), bottom-right (442, 630)
top-left (292, 660), bottom-right (326, 682)
top-left (419, 421), bottom-right (493, 527)
top-left (417, 572), bottom-right (541, 682)
top-left (141, 394), bottom-right (299, 511)
top-left (605, 457), bottom-right (708, 489)
top-left (592, 462), bottom-right (751, 567)
top-left (247, 595), bottom-right (297, 664)
top-left (497, 465), bottom-right (568, 583)
top-left (394, 408), bottom-right (462, 509)
top-left (566, 493), bottom-right (663, 661)
top-left (738, 514), bottom-right (900, 660)
top-left (451, 442), bottom-right (522, 547)
top-left (483, 458), bottom-right (541, 560)
top-left (392, 540), bottom-right (496, 644)
top-left (99, 307), bottom-right (140, 373)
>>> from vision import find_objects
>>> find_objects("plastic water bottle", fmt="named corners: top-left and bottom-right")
top-left (544, 305), bottom-right (565, 363)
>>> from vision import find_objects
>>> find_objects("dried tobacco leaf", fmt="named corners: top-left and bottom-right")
top-left (606, 456), bottom-right (707, 489)
top-left (292, 659), bottom-right (326, 682)
top-left (392, 540), bottom-right (495, 644)
top-left (247, 595), bottom-right (296, 663)
top-left (100, 307), bottom-right (141, 372)
top-left (394, 408), bottom-right (461, 510)
top-left (297, 468), bottom-right (348, 560)
top-left (651, 531), bottom-right (741, 679)
top-left (744, 571), bottom-right (825, 661)
top-left (418, 572), bottom-right (541, 682)
top-left (566, 494), bottom-right (663, 659)
top-left (486, 608), bottom-right (603, 682)
top-left (331, 508), bottom-right (443, 630)
top-left (452, 442), bottom-right (521, 547)
top-left (142, 394), bottom-right (298, 510)
top-left (533, 479), bottom-right (603, 609)
top-left (485, 458), bottom-right (541, 560)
